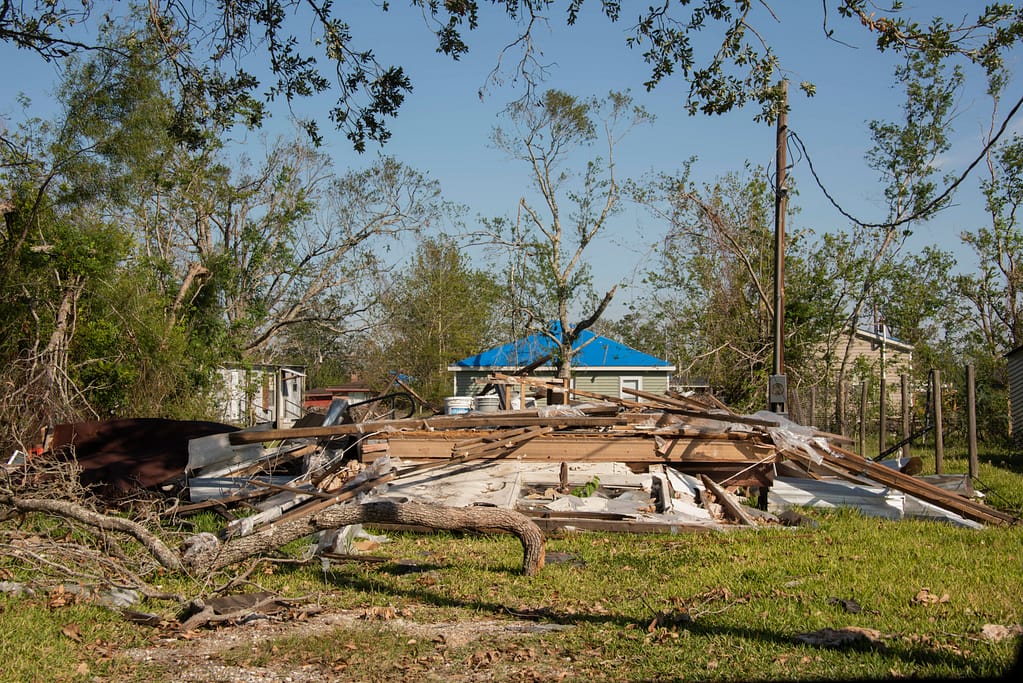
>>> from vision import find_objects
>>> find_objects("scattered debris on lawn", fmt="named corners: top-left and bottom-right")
top-left (3, 374), bottom-right (1017, 616)
top-left (2, 371), bottom-right (1019, 650)
top-left (11, 375), bottom-right (1017, 539)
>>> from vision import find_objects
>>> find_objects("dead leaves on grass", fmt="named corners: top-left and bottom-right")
top-left (911, 587), bottom-right (951, 606)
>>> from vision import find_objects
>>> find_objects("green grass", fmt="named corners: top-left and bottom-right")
top-left (122, 512), bottom-right (1021, 682)
top-left (0, 595), bottom-right (148, 683)
top-left (2, 449), bottom-right (1021, 682)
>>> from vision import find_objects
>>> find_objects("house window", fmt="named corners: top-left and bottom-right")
top-left (620, 376), bottom-right (642, 400)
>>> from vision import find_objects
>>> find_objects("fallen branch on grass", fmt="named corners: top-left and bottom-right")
top-left (0, 492), bottom-right (183, 571)
top-left (182, 500), bottom-right (546, 576)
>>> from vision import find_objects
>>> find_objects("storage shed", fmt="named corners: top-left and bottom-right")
top-left (448, 323), bottom-right (675, 403)
top-left (216, 364), bottom-right (306, 428)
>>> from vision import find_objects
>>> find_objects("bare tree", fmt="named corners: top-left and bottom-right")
top-left (490, 90), bottom-right (651, 391)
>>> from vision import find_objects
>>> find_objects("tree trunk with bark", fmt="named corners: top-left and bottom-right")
top-left (182, 500), bottom-right (546, 576)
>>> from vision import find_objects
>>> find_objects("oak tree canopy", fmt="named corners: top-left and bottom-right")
top-left (5, 1), bottom-right (1020, 149)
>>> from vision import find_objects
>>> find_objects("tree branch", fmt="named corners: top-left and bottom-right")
top-left (182, 500), bottom-right (545, 576)
top-left (0, 493), bottom-right (183, 572)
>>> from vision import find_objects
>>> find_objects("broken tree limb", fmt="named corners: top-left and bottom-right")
top-left (0, 493), bottom-right (183, 571)
top-left (182, 501), bottom-right (546, 576)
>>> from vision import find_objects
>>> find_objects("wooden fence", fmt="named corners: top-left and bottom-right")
top-left (786, 366), bottom-right (985, 478)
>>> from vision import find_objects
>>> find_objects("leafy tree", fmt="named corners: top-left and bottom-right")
top-left (368, 235), bottom-right (504, 404)
top-left (818, 50), bottom-right (961, 430)
top-left (634, 164), bottom-right (824, 411)
top-left (0, 39), bottom-right (207, 446)
top-left (488, 89), bottom-right (651, 390)
top-left (6, 1), bottom-right (1019, 164)
top-left (957, 134), bottom-right (1023, 357)
top-left (950, 131), bottom-right (1023, 443)
top-left (0, 27), bottom-right (447, 449)
top-left (131, 133), bottom-right (443, 362)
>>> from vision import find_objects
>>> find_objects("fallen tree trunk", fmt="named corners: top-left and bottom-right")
top-left (182, 500), bottom-right (546, 576)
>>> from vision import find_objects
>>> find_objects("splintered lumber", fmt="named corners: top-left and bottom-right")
top-left (228, 411), bottom-right (623, 445)
top-left (701, 474), bottom-right (758, 526)
top-left (230, 426), bottom-right (554, 538)
top-left (491, 373), bottom-right (646, 409)
top-left (619, 387), bottom-right (854, 445)
top-left (782, 444), bottom-right (1017, 526)
top-left (621, 386), bottom-right (733, 412)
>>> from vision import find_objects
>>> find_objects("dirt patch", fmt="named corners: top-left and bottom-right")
top-left (123, 608), bottom-right (571, 682)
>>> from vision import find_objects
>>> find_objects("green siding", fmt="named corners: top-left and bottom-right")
top-left (450, 369), bottom-right (671, 400)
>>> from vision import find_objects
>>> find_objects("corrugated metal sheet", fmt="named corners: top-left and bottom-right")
top-left (768, 476), bottom-right (983, 527)
top-left (768, 476), bottom-right (905, 519)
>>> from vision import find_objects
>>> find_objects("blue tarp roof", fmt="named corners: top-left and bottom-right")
top-left (451, 322), bottom-right (674, 370)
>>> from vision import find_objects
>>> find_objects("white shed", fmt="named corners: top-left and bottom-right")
top-left (216, 364), bottom-right (306, 428)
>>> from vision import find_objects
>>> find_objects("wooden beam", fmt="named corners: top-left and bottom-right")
top-left (783, 444), bottom-right (1017, 527)
top-left (381, 433), bottom-right (776, 463)
top-left (229, 413), bottom-right (625, 444)
top-left (701, 474), bottom-right (758, 526)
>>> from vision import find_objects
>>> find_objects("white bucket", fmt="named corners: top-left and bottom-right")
top-left (444, 396), bottom-right (473, 415)
top-left (474, 395), bottom-right (500, 413)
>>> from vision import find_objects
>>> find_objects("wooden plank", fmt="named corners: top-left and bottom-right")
top-left (701, 474), bottom-right (758, 526)
top-left (229, 414), bottom-right (624, 444)
top-left (381, 433), bottom-right (775, 463)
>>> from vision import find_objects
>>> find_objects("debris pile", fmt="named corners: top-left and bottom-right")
top-left (176, 375), bottom-right (1017, 539)
top-left (7, 374), bottom-right (1016, 580)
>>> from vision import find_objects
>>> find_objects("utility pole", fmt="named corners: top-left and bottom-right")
top-left (770, 80), bottom-right (788, 415)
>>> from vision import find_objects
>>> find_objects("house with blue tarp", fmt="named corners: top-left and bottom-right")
top-left (447, 322), bottom-right (675, 404)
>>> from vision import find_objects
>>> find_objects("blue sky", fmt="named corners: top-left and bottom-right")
top-left (2, 1), bottom-right (1019, 318)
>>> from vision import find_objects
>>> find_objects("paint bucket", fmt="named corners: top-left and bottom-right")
top-left (474, 395), bottom-right (500, 413)
top-left (444, 396), bottom-right (473, 415)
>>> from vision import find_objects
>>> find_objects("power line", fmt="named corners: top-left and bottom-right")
top-left (788, 90), bottom-right (1023, 230)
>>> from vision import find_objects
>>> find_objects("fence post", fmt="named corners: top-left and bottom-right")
top-left (901, 373), bottom-right (910, 459)
top-left (809, 386), bottom-right (816, 428)
top-left (966, 363), bottom-right (978, 480)
top-left (841, 381), bottom-right (850, 437)
top-left (859, 381), bottom-right (868, 456)
top-left (879, 377), bottom-right (887, 455)
top-left (933, 369), bottom-right (944, 474)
